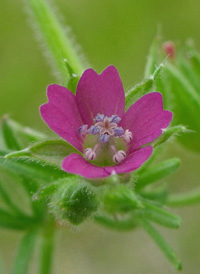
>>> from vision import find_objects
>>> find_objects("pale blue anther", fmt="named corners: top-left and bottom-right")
top-left (99, 134), bottom-right (110, 143)
top-left (110, 115), bottom-right (121, 124)
top-left (89, 125), bottom-right (100, 135)
top-left (78, 124), bottom-right (88, 135)
top-left (94, 113), bottom-right (105, 122)
top-left (114, 127), bottom-right (124, 137)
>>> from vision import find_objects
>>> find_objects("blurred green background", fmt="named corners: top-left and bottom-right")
top-left (1, 0), bottom-right (200, 273)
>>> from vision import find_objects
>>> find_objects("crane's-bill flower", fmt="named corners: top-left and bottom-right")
top-left (40, 66), bottom-right (172, 179)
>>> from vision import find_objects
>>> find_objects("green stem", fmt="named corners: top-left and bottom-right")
top-left (27, 0), bottom-right (85, 83)
top-left (39, 219), bottom-right (55, 274)
top-left (12, 229), bottom-right (38, 274)
top-left (167, 187), bottom-right (200, 207)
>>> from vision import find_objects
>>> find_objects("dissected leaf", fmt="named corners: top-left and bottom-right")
top-left (135, 158), bottom-right (181, 190)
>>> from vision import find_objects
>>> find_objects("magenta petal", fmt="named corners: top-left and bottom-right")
top-left (62, 146), bottom-right (152, 178)
top-left (120, 92), bottom-right (173, 150)
top-left (105, 146), bottom-right (153, 174)
top-left (76, 65), bottom-right (125, 126)
top-left (62, 153), bottom-right (109, 178)
top-left (40, 84), bottom-right (83, 152)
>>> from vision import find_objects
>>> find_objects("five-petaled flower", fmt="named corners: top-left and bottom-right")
top-left (40, 66), bottom-right (172, 178)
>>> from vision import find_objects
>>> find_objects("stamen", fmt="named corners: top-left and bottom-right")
top-left (123, 129), bottom-right (133, 143)
top-left (110, 115), bottom-right (121, 124)
top-left (94, 113), bottom-right (105, 122)
top-left (78, 124), bottom-right (88, 135)
top-left (114, 127), bottom-right (124, 137)
top-left (113, 150), bottom-right (127, 163)
top-left (79, 114), bottom-right (132, 164)
top-left (84, 148), bottom-right (96, 161)
top-left (89, 125), bottom-right (100, 135)
top-left (99, 133), bottom-right (110, 143)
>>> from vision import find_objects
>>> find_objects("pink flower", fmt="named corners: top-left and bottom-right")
top-left (40, 66), bottom-right (172, 179)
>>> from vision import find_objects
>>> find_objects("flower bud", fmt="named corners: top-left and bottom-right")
top-left (162, 41), bottom-right (176, 59)
top-left (51, 179), bottom-right (98, 225)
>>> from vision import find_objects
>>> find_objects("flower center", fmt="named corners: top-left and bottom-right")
top-left (78, 114), bottom-right (133, 166)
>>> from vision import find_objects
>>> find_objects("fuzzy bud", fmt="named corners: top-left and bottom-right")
top-left (51, 179), bottom-right (98, 225)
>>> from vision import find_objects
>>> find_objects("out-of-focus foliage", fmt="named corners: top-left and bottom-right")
top-left (144, 38), bottom-right (200, 153)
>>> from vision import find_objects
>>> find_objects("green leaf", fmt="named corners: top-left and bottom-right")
top-left (139, 218), bottom-right (182, 270)
top-left (138, 199), bottom-right (181, 229)
top-left (94, 214), bottom-right (137, 231)
top-left (167, 187), bottom-right (200, 207)
top-left (0, 208), bottom-right (38, 230)
top-left (0, 156), bottom-right (67, 183)
top-left (139, 186), bottom-right (168, 204)
top-left (12, 229), bottom-right (38, 274)
top-left (29, 139), bottom-right (78, 166)
top-left (157, 62), bottom-right (200, 152)
top-left (0, 178), bottom-right (26, 215)
top-left (6, 139), bottom-right (79, 167)
top-left (26, 0), bottom-right (86, 84)
top-left (135, 158), bottom-right (181, 190)
top-left (0, 116), bottom-right (45, 151)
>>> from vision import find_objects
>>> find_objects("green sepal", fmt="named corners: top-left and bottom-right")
top-left (135, 158), bottom-right (181, 190)
top-left (152, 125), bottom-right (188, 148)
top-left (33, 182), bottom-right (59, 201)
top-left (51, 178), bottom-right (98, 225)
top-left (0, 116), bottom-right (45, 151)
top-left (125, 63), bottom-right (163, 109)
top-left (64, 59), bottom-right (80, 93)
top-left (101, 185), bottom-right (143, 214)
top-left (5, 139), bottom-right (79, 167)
top-left (144, 34), bottom-right (161, 78)
top-left (125, 78), bottom-right (153, 109)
